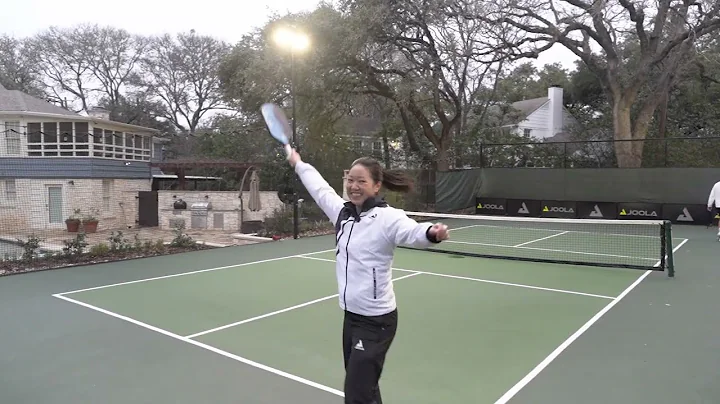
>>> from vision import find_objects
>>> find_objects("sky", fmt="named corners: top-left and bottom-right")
top-left (2, 0), bottom-right (580, 72)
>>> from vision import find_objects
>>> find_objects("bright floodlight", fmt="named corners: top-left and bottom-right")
top-left (273, 27), bottom-right (310, 52)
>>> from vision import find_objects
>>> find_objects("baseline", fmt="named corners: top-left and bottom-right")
top-left (493, 237), bottom-right (689, 404)
top-left (52, 293), bottom-right (345, 398)
top-left (54, 248), bottom-right (336, 296)
top-left (298, 255), bottom-right (615, 300)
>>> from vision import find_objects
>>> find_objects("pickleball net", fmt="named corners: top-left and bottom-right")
top-left (403, 211), bottom-right (675, 276)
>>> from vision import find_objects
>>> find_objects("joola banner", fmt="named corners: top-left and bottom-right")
top-left (506, 199), bottom-right (541, 217)
top-left (576, 202), bottom-right (617, 219)
top-left (475, 198), bottom-right (507, 215)
top-left (661, 204), bottom-right (709, 224)
top-left (617, 203), bottom-right (662, 220)
top-left (540, 200), bottom-right (577, 218)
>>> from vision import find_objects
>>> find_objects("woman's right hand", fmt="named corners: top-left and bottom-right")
top-left (288, 148), bottom-right (302, 167)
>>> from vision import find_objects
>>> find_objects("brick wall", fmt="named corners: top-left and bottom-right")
top-left (0, 178), bottom-right (151, 233)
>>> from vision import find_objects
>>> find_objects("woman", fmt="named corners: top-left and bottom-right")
top-left (288, 149), bottom-right (449, 404)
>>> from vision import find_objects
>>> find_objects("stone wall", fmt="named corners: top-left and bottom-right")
top-left (157, 190), bottom-right (283, 231)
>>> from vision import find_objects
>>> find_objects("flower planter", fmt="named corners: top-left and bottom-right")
top-left (83, 220), bottom-right (99, 233)
top-left (66, 219), bottom-right (80, 232)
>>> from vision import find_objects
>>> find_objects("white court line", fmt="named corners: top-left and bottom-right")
top-left (513, 231), bottom-right (570, 247)
top-left (185, 272), bottom-right (423, 339)
top-left (298, 256), bottom-right (614, 300)
top-left (493, 237), bottom-right (690, 404)
top-left (653, 238), bottom-right (688, 268)
top-left (52, 293), bottom-right (345, 398)
top-left (54, 248), bottom-right (336, 296)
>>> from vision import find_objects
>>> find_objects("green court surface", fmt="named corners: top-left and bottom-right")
top-left (4, 223), bottom-right (720, 404)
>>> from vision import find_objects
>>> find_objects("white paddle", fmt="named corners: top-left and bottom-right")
top-left (260, 103), bottom-right (293, 159)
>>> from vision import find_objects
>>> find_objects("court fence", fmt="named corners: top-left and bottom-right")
top-left (475, 136), bottom-right (720, 169)
top-left (435, 137), bottom-right (720, 213)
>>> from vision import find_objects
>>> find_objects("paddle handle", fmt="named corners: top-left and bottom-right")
top-left (284, 144), bottom-right (292, 160)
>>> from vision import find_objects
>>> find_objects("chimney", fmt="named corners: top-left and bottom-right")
top-left (88, 106), bottom-right (110, 121)
top-left (547, 86), bottom-right (563, 137)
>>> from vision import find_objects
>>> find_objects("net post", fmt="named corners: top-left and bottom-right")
top-left (664, 220), bottom-right (675, 278)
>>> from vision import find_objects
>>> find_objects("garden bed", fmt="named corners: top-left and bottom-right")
top-left (0, 223), bottom-right (215, 277)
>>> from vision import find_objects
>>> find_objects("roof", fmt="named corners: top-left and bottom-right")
top-left (510, 97), bottom-right (548, 120)
top-left (0, 82), bottom-right (78, 117)
top-left (153, 174), bottom-right (222, 180)
top-left (0, 83), bottom-right (160, 133)
top-left (150, 159), bottom-right (263, 170)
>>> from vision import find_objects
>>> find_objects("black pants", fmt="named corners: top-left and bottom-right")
top-left (342, 309), bottom-right (398, 404)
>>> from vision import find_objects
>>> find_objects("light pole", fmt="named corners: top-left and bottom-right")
top-left (272, 27), bottom-right (309, 240)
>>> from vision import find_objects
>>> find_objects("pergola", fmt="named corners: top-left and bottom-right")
top-left (150, 159), bottom-right (263, 190)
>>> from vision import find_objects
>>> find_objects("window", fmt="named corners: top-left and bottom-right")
top-left (5, 179), bottom-right (16, 202)
top-left (43, 122), bottom-right (58, 155)
top-left (27, 122), bottom-right (41, 156)
top-left (523, 128), bottom-right (532, 137)
top-left (4, 121), bottom-right (21, 155)
top-left (372, 141), bottom-right (382, 150)
top-left (59, 122), bottom-right (74, 156)
top-left (74, 122), bottom-right (89, 156)
top-left (102, 179), bottom-right (112, 211)
top-left (24, 121), bottom-right (152, 160)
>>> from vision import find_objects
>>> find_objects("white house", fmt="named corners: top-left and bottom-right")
top-left (0, 83), bottom-right (166, 232)
top-left (505, 86), bottom-right (577, 140)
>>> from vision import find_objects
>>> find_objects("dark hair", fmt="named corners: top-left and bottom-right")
top-left (351, 157), bottom-right (415, 193)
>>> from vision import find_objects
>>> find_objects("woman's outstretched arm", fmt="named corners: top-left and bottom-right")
top-left (289, 149), bottom-right (346, 226)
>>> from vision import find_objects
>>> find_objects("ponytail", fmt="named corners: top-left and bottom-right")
top-left (379, 168), bottom-right (415, 193)
top-left (351, 157), bottom-right (415, 194)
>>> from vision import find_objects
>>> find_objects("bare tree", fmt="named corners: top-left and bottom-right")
top-left (0, 35), bottom-right (46, 98)
top-left (26, 26), bottom-right (96, 112)
top-left (484, 0), bottom-right (720, 167)
top-left (78, 25), bottom-right (149, 113)
top-left (138, 30), bottom-right (231, 134)
top-left (331, 0), bottom-right (513, 170)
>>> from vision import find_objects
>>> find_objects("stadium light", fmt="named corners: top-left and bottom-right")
top-left (273, 27), bottom-right (310, 52)
top-left (272, 26), bottom-right (310, 240)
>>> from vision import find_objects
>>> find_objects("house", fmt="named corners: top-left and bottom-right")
top-left (0, 83), bottom-right (167, 232)
top-left (504, 86), bottom-right (577, 140)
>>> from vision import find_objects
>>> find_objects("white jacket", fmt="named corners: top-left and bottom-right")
top-left (295, 161), bottom-right (440, 316)
top-left (709, 181), bottom-right (720, 208)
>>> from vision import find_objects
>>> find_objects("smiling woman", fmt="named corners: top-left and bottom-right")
top-left (345, 157), bottom-right (414, 204)
top-left (287, 148), bottom-right (449, 404)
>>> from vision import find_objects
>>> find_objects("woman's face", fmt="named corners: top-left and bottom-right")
top-left (345, 163), bottom-right (381, 206)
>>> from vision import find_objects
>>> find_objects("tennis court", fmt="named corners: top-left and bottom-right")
top-left (4, 215), bottom-right (719, 404)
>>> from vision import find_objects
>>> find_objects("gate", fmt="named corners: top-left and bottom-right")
top-left (138, 191), bottom-right (159, 227)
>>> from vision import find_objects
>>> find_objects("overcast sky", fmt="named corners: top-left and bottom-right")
top-left (2, 0), bottom-right (580, 70)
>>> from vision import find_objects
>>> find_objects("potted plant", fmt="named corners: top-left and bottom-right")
top-left (82, 208), bottom-right (100, 233)
top-left (65, 209), bottom-right (81, 232)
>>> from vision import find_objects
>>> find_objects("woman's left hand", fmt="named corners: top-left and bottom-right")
top-left (429, 223), bottom-right (450, 241)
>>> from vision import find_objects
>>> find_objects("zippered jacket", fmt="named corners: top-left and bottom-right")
top-left (295, 161), bottom-right (441, 316)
